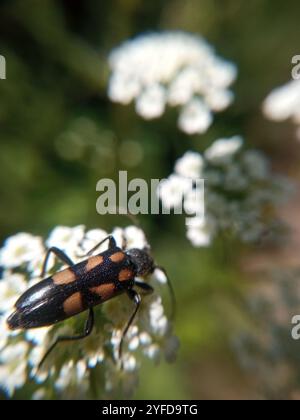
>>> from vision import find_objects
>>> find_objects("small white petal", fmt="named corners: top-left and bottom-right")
top-left (128, 336), bottom-right (140, 351)
top-left (76, 360), bottom-right (87, 381)
top-left (178, 99), bottom-right (213, 134)
top-left (144, 344), bottom-right (160, 361)
top-left (135, 84), bottom-right (166, 119)
top-left (205, 89), bottom-right (234, 112)
top-left (205, 136), bottom-right (243, 165)
top-left (139, 332), bottom-right (152, 346)
top-left (263, 79), bottom-right (300, 121)
top-left (153, 268), bottom-right (167, 285)
top-left (186, 217), bottom-right (216, 247)
top-left (205, 59), bottom-right (237, 89)
top-left (122, 354), bottom-right (137, 372)
top-left (175, 151), bottom-right (204, 179)
top-left (108, 74), bottom-right (141, 104)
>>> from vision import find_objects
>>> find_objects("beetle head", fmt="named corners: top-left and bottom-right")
top-left (126, 248), bottom-right (154, 277)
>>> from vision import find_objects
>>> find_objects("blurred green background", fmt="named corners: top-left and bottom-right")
top-left (1, 0), bottom-right (300, 399)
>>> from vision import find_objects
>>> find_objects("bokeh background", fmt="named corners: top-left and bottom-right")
top-left (1, 0), bottom-right (300, 399)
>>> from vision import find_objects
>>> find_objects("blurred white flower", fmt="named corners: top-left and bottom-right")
top-left (204, 136), bottom-right (243, 165)
top-left (149, 297), bottom-right (169, 336)
top-left (32, 388), bottom-right (47, 400)
top-left (153, 268), bottom-right (167, 285)
top-left (178, 98), bottom-right (212, 135)
top-left (0, 273), bottom-right (27, 314)
top-left (108, 31), bottom-right (237, 135)
top-left (122, 354), bottom-right (137, 372)
top-left (86, 348), bottom-right (105, 368)
top-left (55, 361), bottom-right (76, 391)
top-left (0, 342), bottom-right (28, 397)
top-left (128, 335), bottom-right (140, 351)
top-left (168, 67), bottom-right (203, 106)
top-left (0, 317), bottom-right (10, 351)
top-left (159, 136), bottom-right (290, 247)
top-left (224, 164), bottom-right (249, 191)
top-left (205, 88), bottom-right (234, 112)
top-left (0, 233), bottom-right (44, 269)
top-left (26, 327), bottom-right (51, 346)
top-left (108, 74), bottom-right (141, 104)
top-left (242, 150), bottom-right (269, 181)
top-left (143, 343), bottom-right (160, 362)
top-left (0, 225), bottom-right (178, 399)
top-left (183, 188), bottom-right (204, 216)
top-left (79, 228), bottom-right (108, 255)
top-left (135, 84), bottom-right (166, 119)
top-left (46, 225), bottom-right (85, 260)
top-left (186, 217), bottom-right (215, 247)
top-left (112, 225), bottom-right (148, 250)
top-left (164, 335), bottom-right (180, 363)
top-left (139, 331), bottom-right (152, 346)
top-left (263, 79), bottom-right (300, 138)
top-left (175, 151), bottom-right (204, 179)
top-left (158, 175), bottom-right (191, 209)
top-left (263, 79), bottom-right (300, 122)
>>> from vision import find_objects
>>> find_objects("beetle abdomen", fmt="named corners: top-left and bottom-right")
top-left (7, 296), bottom-right (68, 329)
top-left (7, 277), bottom-right (72, 329)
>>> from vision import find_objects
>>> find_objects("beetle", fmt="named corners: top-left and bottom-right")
top-left (6, 235), bottom-right (175, 369)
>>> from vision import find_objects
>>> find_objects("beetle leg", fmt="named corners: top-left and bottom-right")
top-left (118, 289), bottom-right (141, 365)
top-left (134, 279), bottom-right (154, 295)
top-left (79, 235), bottom-right (117, 258)
top-left (41, 247), bottom-right (74, 278)
top-left (154, 266), bottom-right (176, 320)
top-left (38, 308), bottom-right (94, 370)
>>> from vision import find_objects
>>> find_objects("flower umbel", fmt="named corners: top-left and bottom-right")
top-left (0, 226), bottom-right (178, 399)
top-left (108, 31), bottom-right (237, 135)
top-left (158, 136), bottom-right (291, 247)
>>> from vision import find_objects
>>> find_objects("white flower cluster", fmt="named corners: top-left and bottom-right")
top-left (108, 31), bottom-right (237, 135)
top-left (263, 79), bottom-right (300, 140)
top-left (0, 226), bottom-right (178, 399)
top-left (158, 136), bottom-right (289, 247)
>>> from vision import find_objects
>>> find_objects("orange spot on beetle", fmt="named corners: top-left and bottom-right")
top-left (109, 252), bottom-right (125, 263)
top-left (118, 268), bottom-right (133, 282)
top-left (90, 283), bottom-right (115, 300)
top-left (86, 255), bottom-right (104, 272)
top-left (53, 268), bottom-right (76, 285)
top-left (63, 292), bottom-right (83, 316)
